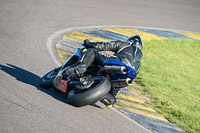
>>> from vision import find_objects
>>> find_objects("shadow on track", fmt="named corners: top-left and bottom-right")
top-left (0, 63), bottom-right (102, 109)
top-left (0, 63), bottom-right (68, 103)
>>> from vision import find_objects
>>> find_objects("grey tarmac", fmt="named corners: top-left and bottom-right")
top-left (0, 0), bottom-right (199, 133)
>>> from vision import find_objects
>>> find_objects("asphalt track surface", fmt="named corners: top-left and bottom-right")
top-left (0, 0), bottom-right (199, 133)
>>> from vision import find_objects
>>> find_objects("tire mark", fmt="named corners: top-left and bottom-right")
top-left (0, 96), bottom-right (30, 111)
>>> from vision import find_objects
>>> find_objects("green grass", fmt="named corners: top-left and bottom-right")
top-left (131, 39), bottom-right (200, 133)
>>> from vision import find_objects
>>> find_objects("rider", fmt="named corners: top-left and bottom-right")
top-left (66, 35), bottom-right (143, 107)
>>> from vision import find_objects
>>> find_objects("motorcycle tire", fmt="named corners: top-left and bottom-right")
top-left (39, 70), bottom-right (57, 88)
top-left (68, 76), bottom-right (111, 107)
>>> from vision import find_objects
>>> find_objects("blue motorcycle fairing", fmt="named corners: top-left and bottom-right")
top-left (62, 49), bottom-right (83, 69)
top-left (103, 60), bottom-right (137, 80)
top-left (61, 47), bottom-right (137, 81)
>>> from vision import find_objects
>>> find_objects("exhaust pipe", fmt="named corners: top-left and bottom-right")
top-left (104, 65), bottom-right (127, 74)
top-left (111, 78), bottom-right (132, 87)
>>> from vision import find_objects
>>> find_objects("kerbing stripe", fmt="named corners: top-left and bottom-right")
top-left (175, 31), bottom-right (200, 40)
top-left (139, 29), bottom-right (194, 39)
top-left (63, 31), bottom-right (110, 43)
top-left (83, 29), bottom-right (129, 41)
top-left (105, 28), bottom-right (166, 40)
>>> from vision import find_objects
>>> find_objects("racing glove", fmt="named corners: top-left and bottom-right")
top-left (83, 39), bottom-right (96, 48)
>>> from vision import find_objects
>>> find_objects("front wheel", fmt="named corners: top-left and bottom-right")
top-left (68, 76), bottom-right (111, 107)
top-left (39, 70), bottom-right (58, 88)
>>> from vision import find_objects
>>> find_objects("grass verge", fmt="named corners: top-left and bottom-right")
top-left (130, 39), bottom-right (200, 133)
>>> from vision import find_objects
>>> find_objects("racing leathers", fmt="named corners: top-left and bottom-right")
top-left (82, 40), bottom-right (143, 73)
top-left (66, 38), bottom-right (143, 106)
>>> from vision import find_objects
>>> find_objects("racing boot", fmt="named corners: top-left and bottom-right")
top-left (100, 93), bottom-right (116, 108)
top-left (100, 88), bottom-right (122, 107)
top-left (65, 62), bottom-right (87, 76)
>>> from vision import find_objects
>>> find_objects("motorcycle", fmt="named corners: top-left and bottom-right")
top-left (40, 44), bottom-right (137, 107)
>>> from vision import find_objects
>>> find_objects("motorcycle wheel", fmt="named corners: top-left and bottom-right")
top-left (68, 76), bottom-right (111, 107)
top-left (39, 70), bottom-right (57, 88)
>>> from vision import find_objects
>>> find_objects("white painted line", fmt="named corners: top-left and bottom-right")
top-left (46, 32), bottom-right (63, 67)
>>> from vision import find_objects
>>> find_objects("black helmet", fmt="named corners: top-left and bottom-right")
top-left (127, 35), bottom-right (143, 50)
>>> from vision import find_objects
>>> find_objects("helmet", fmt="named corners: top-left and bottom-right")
top-left (127, 35), bottom-right (143, 50)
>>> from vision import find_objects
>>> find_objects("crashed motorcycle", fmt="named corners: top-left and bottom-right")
top-left (40, 44), bottom-right (137, 107)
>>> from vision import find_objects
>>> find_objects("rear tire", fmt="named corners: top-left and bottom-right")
top-left (68, 76), bottom-right (111, 107)
top-left (40, 70), bottom-right (57, 88)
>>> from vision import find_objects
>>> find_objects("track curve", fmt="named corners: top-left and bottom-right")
top-left (0, 0), bottom-right (199, 133)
